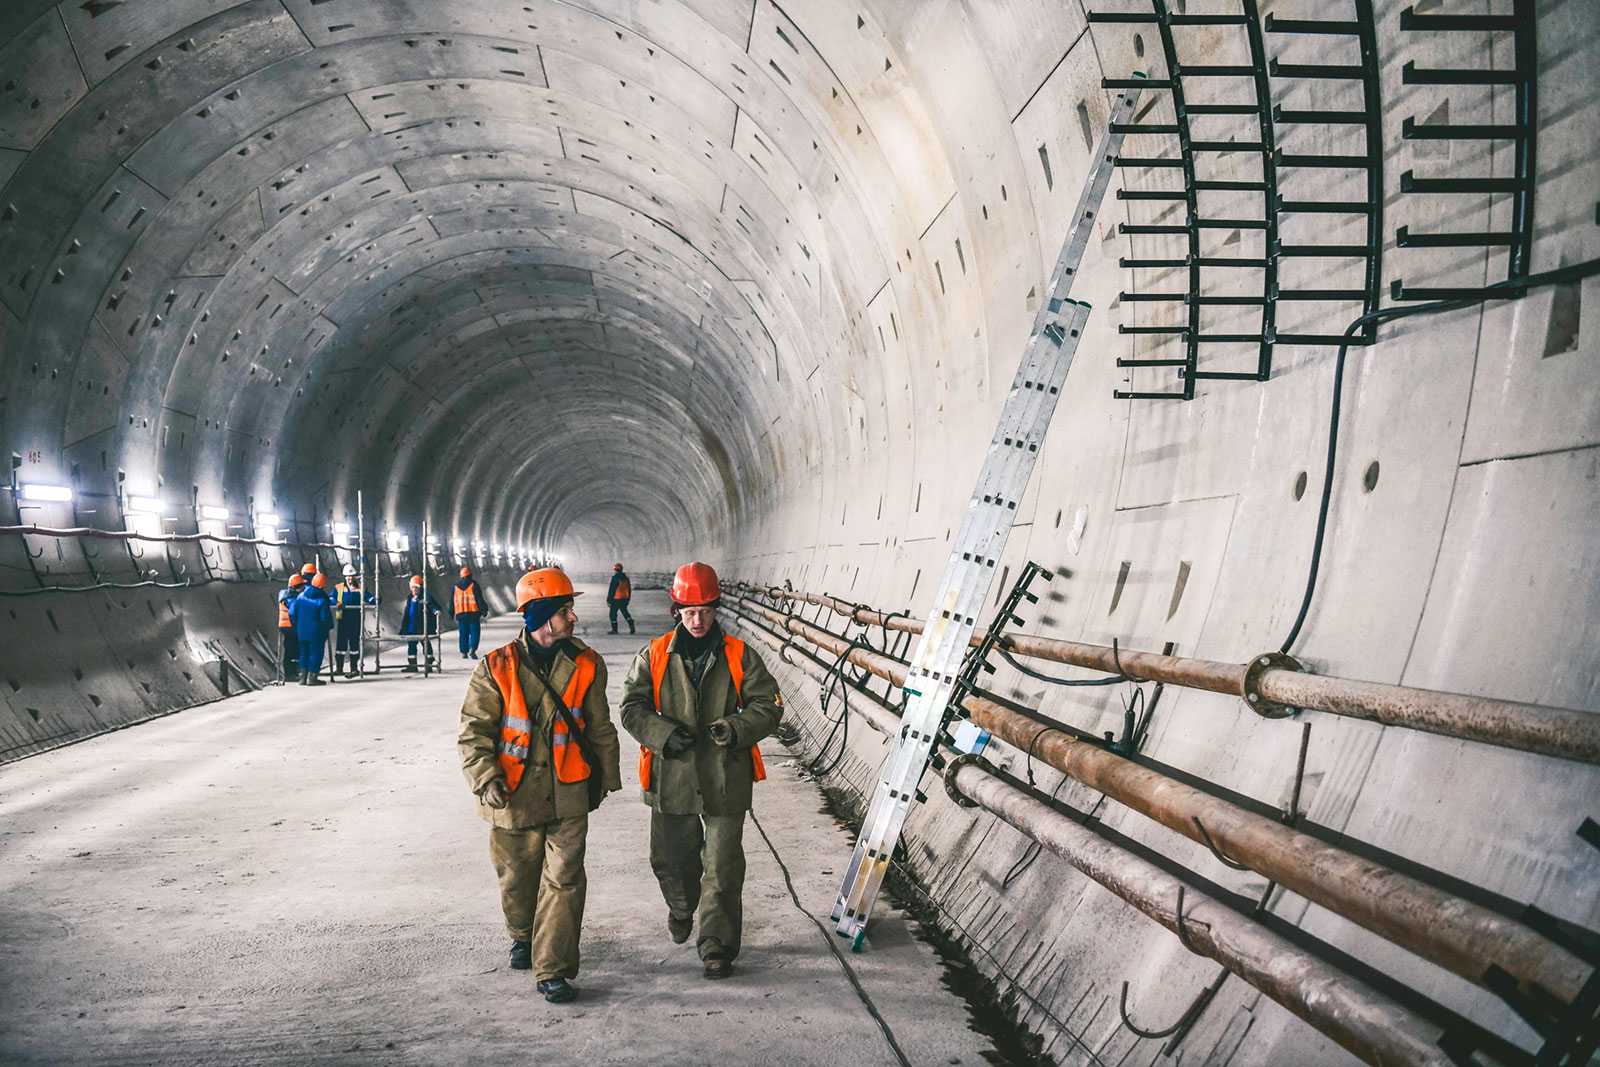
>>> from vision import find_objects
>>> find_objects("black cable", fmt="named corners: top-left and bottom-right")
top-left (1280, 255), bottom-right (1600, 654)
top-left (994, 643), bottom-right (1124, 687)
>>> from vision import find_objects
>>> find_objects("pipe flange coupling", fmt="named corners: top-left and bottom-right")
top-left (943, 752), bottom-right (993, 808)
top-left (1241, 651), bottom-right (1304, 719)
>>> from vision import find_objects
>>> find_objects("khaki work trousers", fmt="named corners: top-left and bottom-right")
top-left (489, 815), bottom-right (588, 980)
top-left (649, 811), bottom-right (747, 961)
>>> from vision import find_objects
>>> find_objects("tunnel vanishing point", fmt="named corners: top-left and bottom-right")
top-left (0, 1), bottom-right (1597, 1064)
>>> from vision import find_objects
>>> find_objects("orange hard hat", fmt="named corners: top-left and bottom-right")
top-left (460, 566), bottom-right (472, 578)
top-left (311, 573), bottom-right (328, 589)
top-left (671, 561), bottom-right (720, 606)
top-left (288, 574), bottom-right (305, 588)
top-left (613, 562), bottom-right (623, 571)
top-left (516, 567), bottom-right (579, 612)
top-left (409, 574), bottom-right (423, 588)
top-left (300, 562), bottom-right (316, 576)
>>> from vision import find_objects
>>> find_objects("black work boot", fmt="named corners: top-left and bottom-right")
top-left (702, 957), bottom-right (733, 980)
top-left (628, 621), bottom-right (635, 634)
top-left (667, 915), bottom-right (692, 944)
top-left (509, 941), bottom-right (532, 971)
top-left (537, 977), bottom-right (578, 1003)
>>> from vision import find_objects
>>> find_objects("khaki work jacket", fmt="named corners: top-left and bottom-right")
top-left (619, 631), bottom-right (783, 816)
top-left (457, 633), bottom-right (623, 829)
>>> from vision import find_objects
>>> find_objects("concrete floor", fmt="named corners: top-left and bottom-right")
top-left (0, 587), bottom-right (997, 1066)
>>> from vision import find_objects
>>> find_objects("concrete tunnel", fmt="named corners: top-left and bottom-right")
top-left (1, 0), bottom-right (1597, 1063)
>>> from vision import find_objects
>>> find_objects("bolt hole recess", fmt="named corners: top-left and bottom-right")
top-left (1293, 471), bottom-right (1308, 501)
top-left (1362, 460), bottom-right (1380, 493)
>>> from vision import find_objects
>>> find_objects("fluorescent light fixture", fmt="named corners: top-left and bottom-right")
top-left (20, 483), bottom-right (73, 503)
top-left (256, 512), bottom-right (280, 529)
top-left (200, 505), bottom-right (230, 521)
top-left (452, 538), bottom-right (465, 551)
top-left (333, 522), bottom-right (351, 533)
top-left (397, 535), bottom-right (410, 552)
top-left (127, 496), bottom-right (163, 514)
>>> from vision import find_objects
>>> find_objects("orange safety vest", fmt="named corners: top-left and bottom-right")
top-left (639, 631), bottom-right (767, 791)
top-left (454, 582), bottom-right (480, 615)
top-left (277, 593), bottom-right (292, 629)
top-left (614, 577), bottom-right (631, 600)
top-left (485, 641), bottom-right (598, 792)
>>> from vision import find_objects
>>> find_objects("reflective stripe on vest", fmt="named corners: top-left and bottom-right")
top-left (486, 642), bottom-right (598, 792)
top-left (639, 631), bottom-right (766, 791)
top-left (454, 583), bottom-right (480, 615)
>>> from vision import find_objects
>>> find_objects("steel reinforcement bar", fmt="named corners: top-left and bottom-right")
top-left (752, 586), bottom-right (1599, 767)
top-left (727, 589), bottom-right (1595, 1011)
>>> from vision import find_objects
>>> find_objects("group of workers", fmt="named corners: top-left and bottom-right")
top-left (275, 563), bottom-right (490, 681)
top-left (457, 560), bottom-right (783, 1004)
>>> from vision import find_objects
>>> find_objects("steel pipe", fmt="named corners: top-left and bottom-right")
top-left (730, 592), bottom-right (1596, 1007)
top-left (953, 762), bottom-right (1460, 1066)
top-left (754, 587), bottom-right (1600, 766)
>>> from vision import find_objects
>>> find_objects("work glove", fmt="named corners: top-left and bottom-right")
top-left (661, 725), bottom-right (697, 758)
top-left (707, 719), bottom-right (738, 748)
top-left (479, 779), bottom-right (510, 809)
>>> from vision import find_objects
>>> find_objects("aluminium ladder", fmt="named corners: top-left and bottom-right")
top-left (831, 81), bottom-right (1145, 947)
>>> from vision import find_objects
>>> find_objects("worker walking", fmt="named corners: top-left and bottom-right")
top-left (606, 563), bottom-right (635, 635)
top-left (453, 566), bottom-right (486, 659)
top-left (333, 564), bottom-right (373, 677)
top-left (289, 573), bottom-right (335, 685)
top-left (457, 567), bottom-right (622, 1004)
top-left (400, 575), bottom-right (442, 673)
top-left (276, 573), bottom-right (305, 682)
top-left (619, 561), bottom-right (784, 979)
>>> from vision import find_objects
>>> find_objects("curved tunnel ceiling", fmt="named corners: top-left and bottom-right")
top-left (0, 0), bottom-right (943, 562)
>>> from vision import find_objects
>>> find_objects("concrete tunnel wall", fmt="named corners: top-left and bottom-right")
top-left (0, 0), bottom-right (1596, 1062)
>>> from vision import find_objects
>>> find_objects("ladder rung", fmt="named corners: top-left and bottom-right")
top-left (1191, 294), bottom-right (1268, 306)
top-left (1120, 258), bottom-right (1188, 268)
top-left (1275, 152), bottom-right (1371, 169)
top-left (1116, 358), bottom-right (1190, 367)
top-left (1104, 78), bottom-right (1170, 89)
top-left (1112, 123), bottom-right (1181, 134)
top-left (1396, 226), bottom-right (1516, 248)
top-left (1193, 256), bottom-right (1268, 268)
top-left (1399, 9), bottom-right (1520, 32)
top-left (1271, 332), bottom-right (1377, 346)
top-left (1118, 189), bottom-right (1187, 201)
top-left (1401, 171), bottom-right (1522, 194)
top-left (1403, 117), bottom-right (1525, 140)
top-left (1264, 15), bottom-right (1360, 35)
top-left (1390, 280), bottom-right (1523, 301)
top-left (1403, 61), bottom-right (1519, 86)
top-left (1277, 198), bottom-right (1372, 214)
top-left (1187, 371), bottom-right (1264, 381)
top-left (1120, 292), bottom-right (1186, 302)
top-left (1115, 157), bottom-right (1185, 168)
top-left (1184, 103), bottom-right (1260, 115)
top-left (1195, 333), bottom-right (1265, 344)
top-left (1179, 65), bottom-right (1258, 78)
top-left (1275, 289), bottom-right (1367, 301)
top-left (1273, 106), bottom-right (1369, 125)
top-left (1114, 390), bottom-right (1189, 400)
top-left (1118, 325), bottom-right (1189, 335)
top-left (1192, 141), bottom-right (1265, 152)
top-left (1274, 243), bottom-right (1371, 258)
top-left (1196, 218), bottom-right (1267, 230)
top-left (1119, 223), bottom-right (1189, 235)
top-left (1087, 11), bottom-right (1156, 22)
top-left (1170, 14), bottom-right (1250, 25)
top-left (1195, 180), bottom-right (1267, 192)
top-left (1270, 59), bottom-right (1364, 80)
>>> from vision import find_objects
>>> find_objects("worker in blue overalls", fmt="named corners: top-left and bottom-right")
top-left (290, 573), bottom-right (336, 685)
top-left (334, 564), bottom-right (375, 678)
top-left (400, 575), bottom-right (443, 672)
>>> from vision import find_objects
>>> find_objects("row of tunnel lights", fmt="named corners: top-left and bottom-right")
top-left (12, 481), bottom-right (541, 565)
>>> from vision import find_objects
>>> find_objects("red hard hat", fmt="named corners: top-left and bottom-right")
top-left (613, 563), bottom-right (623, 571)
top-left (300, 562), bottom-right (316, 576)
top-left (671, 561), bottom-right (720, 606)
top-left (460, 566), bottom-right (472, 578)
top-left (311, 573), bottom-right (328, 589)
top-left (409, 574), bottom-right (423, 588)
top-left (516, 567), bottom-right (579, 612)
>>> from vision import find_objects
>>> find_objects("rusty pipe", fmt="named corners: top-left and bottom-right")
top-left (753, 586), bottom-right (1600, 766)
top-left (731, 592), bottom-right (1596, 1007)
top-left (953, 763), bottom-right (1460, 1066)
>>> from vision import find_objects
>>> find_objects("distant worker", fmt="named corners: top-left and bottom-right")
top-left (300, 561), bottom-right (317, 582)
top-left (289, 573), bottom-right (335, 686)
top-left (619, 561), bottom-right (784, 979)
top-left (400, 575), bottom-right (442, 673)
top-left (606, 563), bottom-right (635, 635)
top-left (333, 564), bottom-right (373, 678)
top-left (277, 573), bottom-right (305, 682)
top-left (453, 566), bottom-right (486, 660)
top-left (457, 567), bottom-right (622, 1004)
